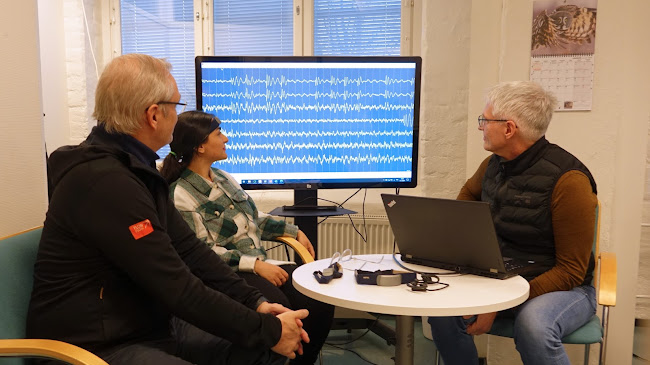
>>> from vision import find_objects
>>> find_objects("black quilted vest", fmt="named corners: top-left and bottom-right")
top-left (481, 137), bottom-right (597, 282)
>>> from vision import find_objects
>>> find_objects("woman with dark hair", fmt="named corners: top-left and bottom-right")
top-left (161, 110), bottom-right (334, 365)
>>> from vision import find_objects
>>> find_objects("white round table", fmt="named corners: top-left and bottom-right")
top-left (292, 254), bottom-right (529, 365)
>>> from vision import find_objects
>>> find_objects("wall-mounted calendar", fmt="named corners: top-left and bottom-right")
top-left (530, 54), bottom-right (594, 111)
top-left (530, 0), bottom-right (598, 111)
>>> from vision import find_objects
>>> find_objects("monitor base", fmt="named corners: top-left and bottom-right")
top-left (282, 205), bottom-right (338, 212)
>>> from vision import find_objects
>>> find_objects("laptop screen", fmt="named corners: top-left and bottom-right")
top-left (381, 194), bottom-right (508, 274)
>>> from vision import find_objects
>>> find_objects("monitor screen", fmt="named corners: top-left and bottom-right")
top-left (195, 56), bottom-right (421, 190)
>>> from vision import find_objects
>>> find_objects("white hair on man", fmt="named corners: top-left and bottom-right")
top-left (486, 81), bottom-right (557, 142)
top-left (93, 53), bottom-right (174, 135)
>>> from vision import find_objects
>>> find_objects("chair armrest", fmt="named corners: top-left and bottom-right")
top-left (598, 251), bottom-right (616, 307)
top-left (275, 236), bottom-right (314, 263)
top-left (0, 339), bottom-right (108, 365)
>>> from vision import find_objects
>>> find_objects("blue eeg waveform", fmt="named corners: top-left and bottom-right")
top-left (217, 117), bottom-right (412, 126)
top-left (202, 102), bottom-right (414, 119)
top-left (225, 129), bottom-right (413, 139)
top-left (225, 153), bottom-right (413, 166)
top-left (227, 141), bottom-right (413, 153)
top-left (201, 65), bottom-right (416, 175)
top-left (202, 89), bottom-right (414, 101)
top-left (201, 74), bottom-right (414, 88)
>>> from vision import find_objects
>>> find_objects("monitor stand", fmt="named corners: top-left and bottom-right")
top-left (269, 190), bottom-right (395, 347)
top-left (268, 189), bottom-right (355, 260)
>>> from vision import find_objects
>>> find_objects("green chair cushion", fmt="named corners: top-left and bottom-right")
top-left (0, 228), bottom-right (42, 340)
top-left (489, 314), bottom-right (602, 345)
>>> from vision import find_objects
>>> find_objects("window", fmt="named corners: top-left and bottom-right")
top-left (120, 0), bottom-right (196, 108)
top-left (114, 0), bottom-right (409, 58)
top-left (213, 0), bottom-right (293, 56)
top-left (313, 0), bottom-right (402, 56)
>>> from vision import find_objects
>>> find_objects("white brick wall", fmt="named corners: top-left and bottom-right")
top-left (63, 0), bottom-right (100, 143)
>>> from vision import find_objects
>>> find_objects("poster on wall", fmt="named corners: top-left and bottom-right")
top-left (530, 0), bottom-right (598, 111)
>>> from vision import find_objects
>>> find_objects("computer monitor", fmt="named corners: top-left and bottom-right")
top-left (195, 55), bottom-right (421, 191)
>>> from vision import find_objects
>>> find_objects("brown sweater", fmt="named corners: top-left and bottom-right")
top-left (458, 157), bottom-right (597, 299)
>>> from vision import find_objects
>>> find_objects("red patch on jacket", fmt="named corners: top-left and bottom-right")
top-left (129, 219), bottom-right (153, 240)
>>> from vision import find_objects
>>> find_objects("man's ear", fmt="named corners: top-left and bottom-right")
top-left (144, 104), bottom-right (159, 130)
top-left (196, 144), bottom-right (205, 154)
top-left (504, 120), bottom-right (517, 139)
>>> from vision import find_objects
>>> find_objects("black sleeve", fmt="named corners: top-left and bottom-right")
top-left (165, 198), bottom-right (266, 309)
top-left (75, 171), bottom-right (281, 349)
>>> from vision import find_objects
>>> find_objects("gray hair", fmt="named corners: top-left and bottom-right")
top-left (486, 81), bottom-right (557, 142)
top-left (93, 53), bottom-right (175, 134)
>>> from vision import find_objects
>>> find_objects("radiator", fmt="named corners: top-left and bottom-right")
top-left (316, 215), bottom-right (394, 258)
top-left (263, 215), bottom-right (395, 261)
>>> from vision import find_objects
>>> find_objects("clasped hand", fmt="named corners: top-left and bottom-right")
top-left (257, 303), bottom-right (310, 359)
top-left (274, 309), bottom-right (310, 359)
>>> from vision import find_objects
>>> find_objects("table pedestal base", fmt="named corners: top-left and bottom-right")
top-left (395, 316), bottom-right (414, 365)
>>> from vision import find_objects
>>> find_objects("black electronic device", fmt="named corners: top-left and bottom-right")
top-left (281, 205), bottom-right (338, 212)
top-left (354, 269), bottom-right (416, 286)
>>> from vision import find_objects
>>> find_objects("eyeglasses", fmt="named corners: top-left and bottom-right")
top-left (329, 249), bottom-right (384, 271)
top-left (477, 114), bottom-right (509, 128)
top-left (157, 101), bottom-right (187, 114)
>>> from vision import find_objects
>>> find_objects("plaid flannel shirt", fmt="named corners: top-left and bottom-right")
top-left (170, 168), bottom-right (298, 272)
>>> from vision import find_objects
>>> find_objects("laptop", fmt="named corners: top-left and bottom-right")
top-left (381, 194), bottom-right (542, 279)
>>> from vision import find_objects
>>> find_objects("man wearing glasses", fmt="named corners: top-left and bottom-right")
top-left (428, 81), bottom-right (598, 365)
top-left (27, 53), bottom-right (308, 365)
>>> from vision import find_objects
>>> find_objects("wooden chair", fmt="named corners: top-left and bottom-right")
top-left (0, 226), bottom-right (108, 365)
top-left (487, 202), bottom-right (617, 365)
top-left (268, 236), bottom-right (315, 264)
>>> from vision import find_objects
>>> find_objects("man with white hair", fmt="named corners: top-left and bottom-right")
top-left (428, 81), bottom-right (598, 365)
top-left (27, 53), bottom-right (308, 365)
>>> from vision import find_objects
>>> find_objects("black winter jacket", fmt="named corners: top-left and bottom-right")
top-left (27, 126), bottom-right (281, 354)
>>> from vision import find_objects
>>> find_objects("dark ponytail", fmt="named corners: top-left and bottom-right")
top-left (160, 152), bottom-right (187, 184)
top-left (160, 110), bottom-right (219, 184)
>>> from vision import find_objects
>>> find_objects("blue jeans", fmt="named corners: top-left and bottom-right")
top-left (428, 285), bottom-right (596, 365)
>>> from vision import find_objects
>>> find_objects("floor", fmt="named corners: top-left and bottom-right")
top-left (317, 316), bottom-right (436, 365)
top-left (318, 315), bottom-right (650, 365)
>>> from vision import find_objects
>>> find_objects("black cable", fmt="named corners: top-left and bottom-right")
top-left (339, 188), bottom-right (362, 205)
top-left (325, 327), bottom-right (373, 346)
top-left (265, 243), bottom-right (283, 251)
top-left (325, 314), bottom-right (380, 346)
top-left (317, 197), bottom-right (343, 207)
top-left (391, 251), bottom-right (462, 276)
top-left (323, 343), bottom-right (380, 365)
top-left (316, 189), bottom-right (369, 246)
top-left (293, 196), bottom-right (315, 206)
top-left (316, 189), bottom-right (361, 225)
top-left (317, 188), bottom-right (361, 208)
top-left (345, 214), bottom-right (368, 243)
top-left (338, 188), bottom-right (368, 243)
top-left (407, 276), bottom-right (450, 292)
top-left (390, 251), bottom-right (452, 291)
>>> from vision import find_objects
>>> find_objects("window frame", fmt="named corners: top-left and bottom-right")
top-left (105, 0), bottom-right (418, 58)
